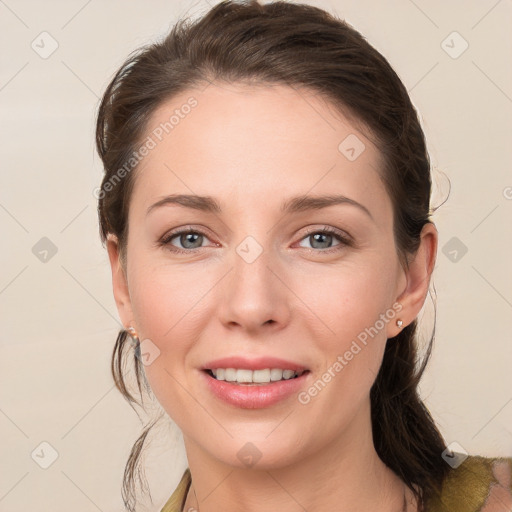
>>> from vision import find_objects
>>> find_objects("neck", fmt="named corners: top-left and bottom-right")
top-left (181, 402), bottom-right (415, 512)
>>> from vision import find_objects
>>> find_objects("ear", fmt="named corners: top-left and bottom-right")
top-left (389, 222), bottom-right (438, 337)
top-left (106, 234), bottom-right (136, 331)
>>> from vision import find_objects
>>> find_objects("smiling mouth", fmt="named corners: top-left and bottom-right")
top-left (203, 368), bottom-right (310, 385)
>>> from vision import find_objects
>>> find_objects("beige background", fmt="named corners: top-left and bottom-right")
top-left (1, 0), bottom-right (511, 510)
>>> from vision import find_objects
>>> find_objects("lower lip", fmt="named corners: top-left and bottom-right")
top-left (201, 370), bottom-right (310, 409)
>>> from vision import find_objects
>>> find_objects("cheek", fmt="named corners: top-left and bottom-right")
top-left (295, 257), bottom-right (396, 401)
top-left (126, 259), bottom-right (216, 415)
top-left (129, 260), bottom-right (211, 343)
top-left (128, 265), bottom-right (199, 425)
top-left (299, 254), bottom-right (397, 347)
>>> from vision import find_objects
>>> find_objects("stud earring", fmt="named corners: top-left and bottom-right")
top-left (127, 326), bottom-right (142, 359)
top-left (396, 319), bottom-right (403, 328)
top-left (127, 326), bottom-right (140, 345)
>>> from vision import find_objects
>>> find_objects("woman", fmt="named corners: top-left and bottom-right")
top-left (95, 1), bottom-right (512, 511)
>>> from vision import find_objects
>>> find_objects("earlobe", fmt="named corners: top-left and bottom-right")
top-left (390, 222), bottom-right (438, 337)
top-left (106, 234), bottom-right (135, 330)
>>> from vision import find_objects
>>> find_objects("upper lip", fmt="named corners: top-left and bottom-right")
top-left (201, 356), bottom-right (308, 372)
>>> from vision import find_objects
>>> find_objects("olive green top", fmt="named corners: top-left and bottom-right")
top-left (161, 455), bottom-right (512, 512)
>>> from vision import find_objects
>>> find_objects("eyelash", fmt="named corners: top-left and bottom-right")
top-left (159, 225), bottom-right (353, 255)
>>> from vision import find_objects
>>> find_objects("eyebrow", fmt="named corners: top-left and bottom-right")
top-left (146, 193), bottom-right (373, 220)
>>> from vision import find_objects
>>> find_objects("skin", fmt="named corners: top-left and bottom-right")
top-left (107, 82), bottom-right (437, 512)
top-left (482, 460), bottom-right (512, 511)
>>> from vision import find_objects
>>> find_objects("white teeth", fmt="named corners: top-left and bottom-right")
top-left (253, 369), bottom-right (270, 383)
top-left (270, 368), bottom-right (284, 381)
top-left (235, 369), bottom-right (253, 383)
top-left (210, 368), bottom-right (304, 384)
top-left (224, 368), bottom-right (237, 381)
top-left (282, 369), bottom-right (296, 379)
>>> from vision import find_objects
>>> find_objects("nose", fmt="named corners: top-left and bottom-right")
top-left (216, 240), bottom-right (291, 334)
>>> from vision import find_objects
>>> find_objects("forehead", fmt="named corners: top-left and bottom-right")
top-left (130, 82), bottom-right (391, 222)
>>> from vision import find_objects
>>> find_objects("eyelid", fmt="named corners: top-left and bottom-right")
top-left (299, 225), bottom-right (353, 244)
top-left (159, 225), bottom-right (218, 251)
top-left (294, 225), bottom-right (353, 253)
top-left (159, 224), bottom-right (353, 254)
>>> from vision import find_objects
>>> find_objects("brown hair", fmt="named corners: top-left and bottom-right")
top-left (96, 1), bottom-right (450, 510)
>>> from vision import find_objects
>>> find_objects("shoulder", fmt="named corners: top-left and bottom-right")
top-left (158, 459), bottom-right (512, 512)
top-left (160, 468), bottom-right (191, 512)
top-left (426, 455), bottom-right (512, 512)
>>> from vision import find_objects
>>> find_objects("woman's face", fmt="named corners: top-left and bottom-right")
top-left (108, 82), bottom-right (421, 470)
